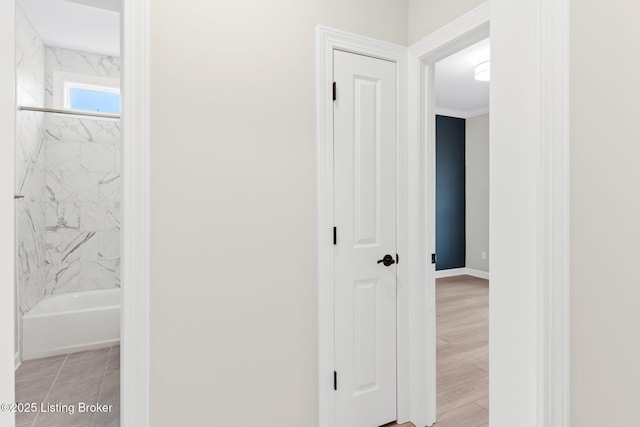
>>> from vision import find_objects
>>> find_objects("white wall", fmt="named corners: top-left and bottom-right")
top-left (148, 1), bottom-right (407, 425)
top-left (408, 0), bottom-right (487, 44)
top-left (571, 1), bottom-right (640, 425)
top-left (466, 113), bottom-right (489, 272)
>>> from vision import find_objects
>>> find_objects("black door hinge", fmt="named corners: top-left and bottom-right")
top-left (431, 253), bottom-right (436, 264)
top-left (334, 371), bottom-right (337, 390)
top-left (396, 253), bottom-right (399, 264)
top-left (333, 82), bottom-right (337, 101)
top-left (333, 227), bottom-right (337, 245)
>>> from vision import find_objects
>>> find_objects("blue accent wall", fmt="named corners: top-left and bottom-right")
top-left (436, 115), bottom-right (466, 270)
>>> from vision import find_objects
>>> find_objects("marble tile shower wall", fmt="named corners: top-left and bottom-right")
top-left (44, 48), bottom-right (121, 294)
top-left (15, 6), bottom-right (47, 314)
top-left (16, 6), bottom-right (122, 310)
top-left (44, 117), bottom-right (121, 294)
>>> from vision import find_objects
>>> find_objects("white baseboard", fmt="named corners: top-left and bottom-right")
top-left (435, 267), bottom-right (490, 280)
top-left (14, 352), bottom-right (20, 371)
top-left (22, 339), bottom-right (119, 361)
top-left (435, 268), bottom-right (466, 278)
top-left (465, 268), bottom-right (490, 280)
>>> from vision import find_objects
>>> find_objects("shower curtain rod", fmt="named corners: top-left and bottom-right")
top-left (18, 105), bottom-right (120, 120)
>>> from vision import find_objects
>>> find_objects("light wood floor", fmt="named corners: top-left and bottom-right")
top-left (390, 275), bottom-right (489, 427)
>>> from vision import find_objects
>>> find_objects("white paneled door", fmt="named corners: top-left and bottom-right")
top-left (333, 50), bottom-right (397, 427)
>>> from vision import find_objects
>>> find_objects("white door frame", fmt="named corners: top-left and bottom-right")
top-left (408, 1), bottom-right (570, 426)
top-left (0, 1), bottom-right (18, 422)
top-left (407, 6), bottom-right (491, 426)
top-left (120, 0), bottom-right (151, 426)
top-left (0, 1), bottom-right (151, 426)
top-left (316, 27), bottom-right (409, 427)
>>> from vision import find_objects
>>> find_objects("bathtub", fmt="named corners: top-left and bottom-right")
top-left (22, 288), bottom-right (120, 360)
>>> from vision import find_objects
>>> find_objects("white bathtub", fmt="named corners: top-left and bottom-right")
top-left (22, 288), bottom-right (120, 360)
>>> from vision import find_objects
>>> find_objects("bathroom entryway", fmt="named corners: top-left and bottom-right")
top-left (13, 2), bottom-right (123, 426)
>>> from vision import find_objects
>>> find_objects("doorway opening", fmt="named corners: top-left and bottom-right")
top-left (2, 0), bottom-right (150, 426)
top-left (432, 38), bottom-right (490, 424)
top-left (13, 1), bottom-right (122, 425)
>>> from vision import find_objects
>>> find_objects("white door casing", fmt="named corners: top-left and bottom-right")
top-left (408, 7), bottom-right (491, 425)
top-left (333, 50), bottom-right (397, 427)
top-left (316, 27), bottom-right (408, 427)
top-left (0, 0), bottom-right (17, 421)
top-left (120, 0), bottom-right (151, 425)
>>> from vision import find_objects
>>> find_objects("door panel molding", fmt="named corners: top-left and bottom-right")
top-left (316, 26), bottom-right (408, 427)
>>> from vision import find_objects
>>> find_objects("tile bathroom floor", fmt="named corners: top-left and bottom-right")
top-left (14, 345), bottom-right (120, 427)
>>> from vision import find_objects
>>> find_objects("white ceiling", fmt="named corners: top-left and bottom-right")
top-left (17, 0), bottom-right (120, 57)
top-left (435, 38), bottom-right (490, 118)
top-left (15, 5), bottom-right (485, 111)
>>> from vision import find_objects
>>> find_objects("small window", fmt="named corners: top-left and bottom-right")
top-left (69, 87), bottom-right (120, 114)
top-left (53, 71), bottom-right (120, 115)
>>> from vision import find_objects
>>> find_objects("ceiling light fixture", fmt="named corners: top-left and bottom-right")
top-left (474, 60), bottom-right (490, 82)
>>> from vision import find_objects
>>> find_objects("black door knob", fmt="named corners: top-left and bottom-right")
top-left (377, 254), bottom-right (396, 267)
